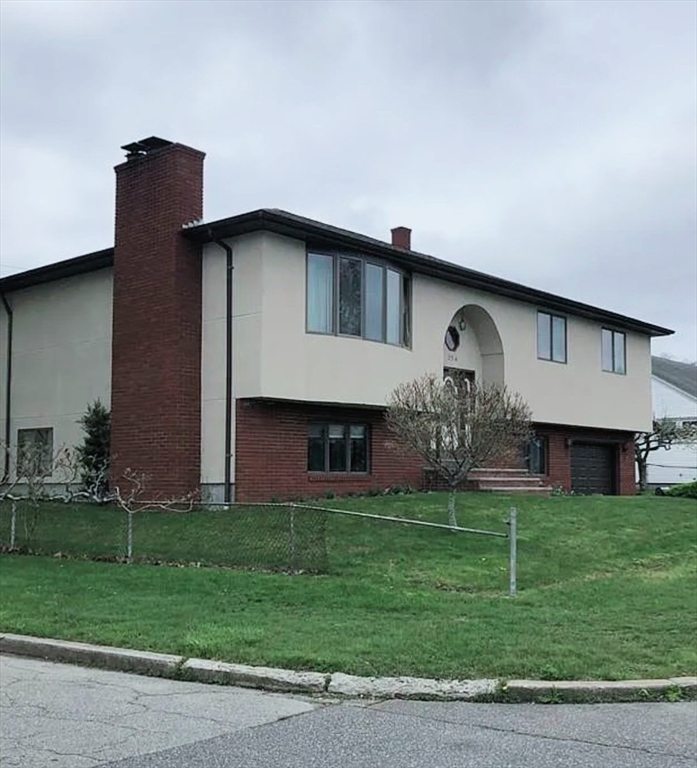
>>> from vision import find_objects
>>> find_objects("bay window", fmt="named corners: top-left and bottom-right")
top-left (306, 252), bottom-right (411, 347)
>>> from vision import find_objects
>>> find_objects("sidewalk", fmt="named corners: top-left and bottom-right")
top-left (1, 632), bottom-right (695, 704)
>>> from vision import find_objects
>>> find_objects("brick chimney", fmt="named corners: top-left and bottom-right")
top-left (111, 137), bottom-right (205, 499)
top-left (391, 226), bottom-right (411, 250)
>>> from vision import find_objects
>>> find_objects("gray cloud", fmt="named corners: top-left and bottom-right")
top-left (1, 0), bottom-right (695, 359)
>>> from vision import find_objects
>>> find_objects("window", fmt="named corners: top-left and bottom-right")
top-left (364, 263), bottom-right (384, 341)
top-left (602, 329), bottom-right (626, 374)
top-left (306, 252), bottom-right (411, 347)
top-left (307, 253), bottom-right (334, 333)
top-left (386, 268), bottom-right (401, 345)
top-left (307, 423), bottom-right (369, 473)
top-left (444, 326), bottom-right (460, 352)
top-left (525, 436), bottom-right (547, 475)
top-left (17, 428), bottom-right (53, 478)
top-left (339, 257), bottom-right (362, 336)
top-left (537, 311), bottom-right (567, 363)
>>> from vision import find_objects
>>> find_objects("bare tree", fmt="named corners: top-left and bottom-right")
top-left (0, 441), bottom-right (80, 546)
top-left (635, 417), bottom-right (697, 492)
top-left (113, 468), bottom-right (195, 561)
top-left (386, 374), bottom-right (532, 526)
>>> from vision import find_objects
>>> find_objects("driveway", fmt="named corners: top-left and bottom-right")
top-left (1, 655), bottom-right (695, 768)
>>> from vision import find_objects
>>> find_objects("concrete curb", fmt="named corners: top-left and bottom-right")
top-left (327, 672), bottom-right (498, 700)
top-left (180, 658), bottom-right (329, 694)
top-left (1, 633), bottom-right (695, 703)
top-left (0, 633), bottom-right (181, 677)
top-left (501, 677), bottom-right (697, 703)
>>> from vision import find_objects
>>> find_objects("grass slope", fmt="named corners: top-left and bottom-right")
top-left (1, 493), bottom-right (695, 680)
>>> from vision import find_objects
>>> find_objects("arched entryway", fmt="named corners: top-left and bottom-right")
top-left (442, 304), bottom-right (504, 390)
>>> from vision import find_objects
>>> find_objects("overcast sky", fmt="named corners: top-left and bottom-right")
top-left (1, 0), bottom-right (695, 360)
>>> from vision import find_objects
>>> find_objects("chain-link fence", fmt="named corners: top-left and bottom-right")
top-left (0, 498), bottom-right (517, 594)
top-left (0, 500), bottom-right (328, 573)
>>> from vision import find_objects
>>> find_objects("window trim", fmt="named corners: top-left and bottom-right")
top-left (537, 310), bottom-right (567, 364)
top-left (307, 422), bottom-right (370, 474)
top-left (601, 328), bottom-right (627, 375)
top-left (306, 250), bottom-right (412, 348)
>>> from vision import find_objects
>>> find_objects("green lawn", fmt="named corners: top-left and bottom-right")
top-left (1, 493), bottom-right (695, 681)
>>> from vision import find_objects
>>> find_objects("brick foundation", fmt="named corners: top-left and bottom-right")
top-left (110, 141), bottom-right (205, 499)
top-left (234, 403), bottom-right (637, 500)
top-left (235, 400), bottom-right (423, 502)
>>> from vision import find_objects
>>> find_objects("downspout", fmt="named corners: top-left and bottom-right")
top-left (211, 238), bottom-right (234, 504)
top-left (1, 293), bottom-right (12, 483)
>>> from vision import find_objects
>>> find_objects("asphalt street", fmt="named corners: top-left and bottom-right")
top-left (1, 655), bottom-right (695, 768)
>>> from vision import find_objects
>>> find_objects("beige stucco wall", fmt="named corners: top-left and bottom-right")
top-left (0, 269), bottom-right (113, 481)
top-left (1, 231), bottom-right (654, 490)
top-left (200, 235), bottom-right (264, 487)
top-left (249, 232), bottom-right (652, 432)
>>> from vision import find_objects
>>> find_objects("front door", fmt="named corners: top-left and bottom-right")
top-left (443, 367), bottom-right (475, 393)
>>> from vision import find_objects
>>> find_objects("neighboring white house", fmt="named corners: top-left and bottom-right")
top-left (648, 357), bottom-right (697, 486)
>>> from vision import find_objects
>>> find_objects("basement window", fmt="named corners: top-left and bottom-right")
top-left (307, 423), bottom-right (369, 473)
top-left (17, 427), bottom-right (53, 478)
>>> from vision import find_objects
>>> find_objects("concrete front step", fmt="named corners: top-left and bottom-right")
top-left (467, 467), bottom-right (551, 495)
top-left (478, 486), bottom-right (552, 495)
top-left (476, 477), bottom-right (546, 488)
top-left (426, 467), bottom-right (551, 494)
top-left (469, 468), bottom-right (530, 474)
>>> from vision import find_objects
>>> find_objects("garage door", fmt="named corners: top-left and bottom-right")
top-left (571, 443), bottom-right (616, 495)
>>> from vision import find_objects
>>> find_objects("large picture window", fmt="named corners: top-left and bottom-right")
top-left (537, 311), bottom-right (567, 363)
top-left (307, 423), bottom-right (369, 473)
top-left (306, 252), bottom-right (411, 347)
top-left (602, 329), bottom-right (626, 374)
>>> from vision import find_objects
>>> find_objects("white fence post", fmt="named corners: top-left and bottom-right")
top-left (127, 511), bottom-right (133, 563)
top-left (508, 507), bottom-right (517, 597)
top-left (289, 506), bottom-right (297, 570)
top-left (10, 500), bottom-right (17, 548)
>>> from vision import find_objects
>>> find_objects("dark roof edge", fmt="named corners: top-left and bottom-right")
top-left (185, 209), bottom-right (674, 338)
top-left (0, 209), bottom-right (675, 339)
top-left (0, 249), bottom-right (114, 293)
top-left (651, 356), bottom-right (697, 399)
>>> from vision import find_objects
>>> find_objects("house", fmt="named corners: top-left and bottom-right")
top-left (0, 137), bottom-right (673, 502)
top-left (647, 357), bottom-right (697, 486)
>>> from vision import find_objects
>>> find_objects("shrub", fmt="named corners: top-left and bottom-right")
top-left (666, 481), bottom-right (697, 499)
top-left (76, 400), bottom-right (111, 499)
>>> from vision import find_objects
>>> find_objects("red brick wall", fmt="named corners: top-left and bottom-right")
top-left (110, 143), bottom-right (205, 499)
top-left (235, 400), bottom-right (424, 502)
top-left (534, 423), bottom-right (636, 495)
top-left (234, 404), bottom-right (637, 500)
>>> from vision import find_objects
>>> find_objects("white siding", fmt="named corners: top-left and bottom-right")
top-left (646, 377), bottom-right (697, 485)
top-left (652, 377), bottom-right (697, 421)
